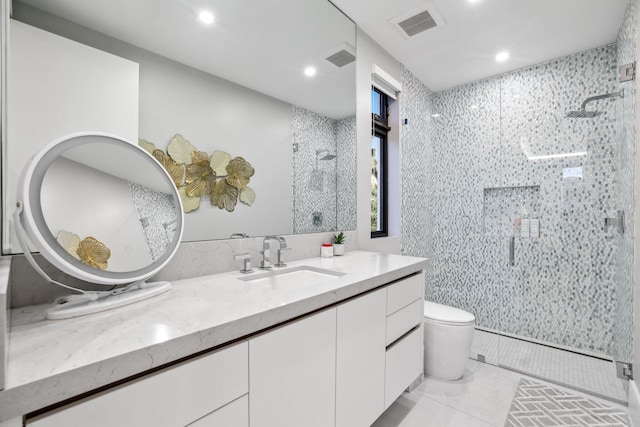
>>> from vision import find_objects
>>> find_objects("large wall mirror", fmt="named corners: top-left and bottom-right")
top-left (3, 0), bottom-right (356, 253)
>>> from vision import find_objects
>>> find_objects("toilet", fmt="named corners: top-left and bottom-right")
top-left (423, 301), bottom-right (475, 381)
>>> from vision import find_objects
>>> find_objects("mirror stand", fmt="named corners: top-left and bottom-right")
top-left (14, 201), bottom-right (171, 320)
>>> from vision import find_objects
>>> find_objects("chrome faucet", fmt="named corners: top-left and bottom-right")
top-left (260, 236), bottom-right (290, 269)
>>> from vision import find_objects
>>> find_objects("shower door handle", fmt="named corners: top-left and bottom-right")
top-left (508, 236), bottom-right (515, 266)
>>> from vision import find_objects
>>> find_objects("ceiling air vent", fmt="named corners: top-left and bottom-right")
top-left (392, 3), bottom-right (446, 39)
top-left (398, 10), bottom-right (436, 37)
top-left (325, 43), bottom-right (355, 68)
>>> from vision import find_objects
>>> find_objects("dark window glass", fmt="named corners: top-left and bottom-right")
top-left (371, 87), bottom-right (388, 238)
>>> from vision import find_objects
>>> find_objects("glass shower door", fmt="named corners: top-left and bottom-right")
top-left (496, 42), bottom-right (633, 403)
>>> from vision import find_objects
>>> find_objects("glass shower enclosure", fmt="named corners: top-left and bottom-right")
top-left (423, 39), bottom-right (634, 403)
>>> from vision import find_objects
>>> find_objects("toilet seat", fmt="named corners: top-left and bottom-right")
top-left (424, 301), bottom-right (475, 326)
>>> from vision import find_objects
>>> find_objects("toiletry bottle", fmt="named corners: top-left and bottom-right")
top-left (520, 208), bottom-right (529, 238)
top-left (530, 218), bottom-right (540, 238)
top-left (513, 217), bottom-right (521, 237)
top-left (321, 243), bottom-right (333, 258)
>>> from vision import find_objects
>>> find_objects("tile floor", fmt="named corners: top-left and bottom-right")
top-left (371, 359), bottom-right (630, 427)
top-left (471, 329), bottom-right (627, 404)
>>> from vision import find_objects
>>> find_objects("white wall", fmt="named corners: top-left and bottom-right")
top-left (6, 19), bottom-right (139, 253)
top-left (355, 30), bottom-right (402, 254)
top-left (42, 157), bottom-right (152, 272)
top-left (136, 52), bottom-right (293, 241)
top-left (11, 4), bottom-right (294, 242)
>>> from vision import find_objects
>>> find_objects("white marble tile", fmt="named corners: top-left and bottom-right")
top-left (628, 380), bottom-right (640, 426)
top-left (8, 231), bottom-right (359, 308)
top-left (372, 392), bottom-right (494, 427)
top-left (376, 360), bottom-right (630, 427)
top-left (415, 359), bottom-right (522, 426)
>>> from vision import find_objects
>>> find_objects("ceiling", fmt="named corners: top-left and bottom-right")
top-left (332, 0), bottom-right (629, 92)
top-left (14, 0), bottom-right (356, 119)
top-left (14, 0), bottom-right (630, 102)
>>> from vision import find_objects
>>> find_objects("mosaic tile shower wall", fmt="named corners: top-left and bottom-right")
top-left (400, 66), bottom-right (434, 264)
top-left (292, 106), bottom-right (357, 234)
top-left (613, 0), bottom-right (637, 365)
top-left (292, 106), bottom-right (337, 234)
top-left (129, 182), bottom-right (178, 262)
top-left (402, 45), bottom-right (627, 355)
top-left (336, 115), bottom-right (357, 232)
top-left (483, 186), bottom-right (540, 237)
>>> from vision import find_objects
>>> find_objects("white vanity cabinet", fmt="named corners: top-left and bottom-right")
top-left (336, 288), bottom-right (387, 427)
top-left (27, 342), bottom-right (248, 427)
top-left (249, 308), bottom-right (337, 427)
top-left (384, 274), bottom-right (425, 409)
top-left (249, 272), bottom-right (425, 427)
top-left (18, 270), bottom-right (426, 427)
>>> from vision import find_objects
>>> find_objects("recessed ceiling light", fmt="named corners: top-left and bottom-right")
top-left (431, 113), bottom-right (441, 118)
top-left (469, 0), bottom-right (481, 3)
top-left (470, 104), bottom-right (479, 109)
top-left (304, 67), bottom-right (317, 77)
top-left (198, 11), bottom-right (214, 24)
top-left (496, 51), bottom-right (509, 62)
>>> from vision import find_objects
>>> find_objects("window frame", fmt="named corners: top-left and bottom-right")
top-left (371, 87), bottom-right (389, 239)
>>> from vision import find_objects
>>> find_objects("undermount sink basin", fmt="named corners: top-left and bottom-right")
top-left (238, 266), bottom-right (344, 289)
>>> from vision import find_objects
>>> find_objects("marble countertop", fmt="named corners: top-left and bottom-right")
top-left (0, 251), bottom-right (427, 421)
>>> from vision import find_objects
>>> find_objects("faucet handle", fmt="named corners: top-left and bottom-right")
top-left (234, 253), bottom-right (254, 274)
top-left (275, 247), bottom-right (291, 268)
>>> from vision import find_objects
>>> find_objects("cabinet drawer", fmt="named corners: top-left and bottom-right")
top-left (188, 395), bottom-right (248, 427)
top-left (29, 342), bottom-right (248, 427)
top-left (384, 326), bottom-right (423, 409)
top-left (387, 273), bottom-right (424, 315)
top-left (386, 299), bottom-right (423, 346)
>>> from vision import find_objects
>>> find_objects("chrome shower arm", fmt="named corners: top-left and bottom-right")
top-left (579, 89), bottom-right (624, 111)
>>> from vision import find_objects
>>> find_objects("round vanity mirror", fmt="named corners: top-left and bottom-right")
top-left (15, 133), bottom-right (184, 318)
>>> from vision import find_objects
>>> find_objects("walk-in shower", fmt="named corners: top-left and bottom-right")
top-left (403, 41), bottom-right (634, 404)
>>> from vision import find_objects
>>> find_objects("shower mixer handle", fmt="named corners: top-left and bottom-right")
top-left (604, 210), bottom-right (625, 234)
top-left (508, 236), bottom-right (515, 266)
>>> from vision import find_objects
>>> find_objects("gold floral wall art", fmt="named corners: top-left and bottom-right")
top-left (57, 231), bottom-right (111, 271)
top-left (139, 134), bottom-right (256, 213)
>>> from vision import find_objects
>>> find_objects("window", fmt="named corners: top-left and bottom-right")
top-left (371, 87), bottom-right (389, 238)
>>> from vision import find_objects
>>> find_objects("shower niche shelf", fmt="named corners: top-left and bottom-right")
top-left (482, 185), bottom-right (541, 237)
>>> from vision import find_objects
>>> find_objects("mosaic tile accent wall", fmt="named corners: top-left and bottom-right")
top-left (336, 115), bottom-right (357, 232)
top-left (401, 45), bottom-right (628, 355)
top-left (129, 182), bottom-right (178, 262)
top-left (400, 66), bottom-right (434, 267)
top-left (292, 106), bottom-right (357, 234)
top-left (483, 186), bottom-right (540, 236)
top-left (292, 106), bottom-right (338, 234)
top-left (613, 0), bottom-right (637, 366)
top-left (430, 77), bottom-right (504, 331)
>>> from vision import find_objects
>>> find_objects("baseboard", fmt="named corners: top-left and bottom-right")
top-left (406, 372), bottom-right (424, 393)
top-left (629, 380), bottom-right (640, 426)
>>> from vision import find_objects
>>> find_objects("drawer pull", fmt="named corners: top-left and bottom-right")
top-left (386, 324), bottom-right (421, 350)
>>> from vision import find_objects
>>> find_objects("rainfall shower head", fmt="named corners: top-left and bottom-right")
top-left (316, 149), bottom-right (337, 160)
top-left (566, 89), bottom-right (624, 118)
top-left (565, 110), bottom-right (602, 118)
